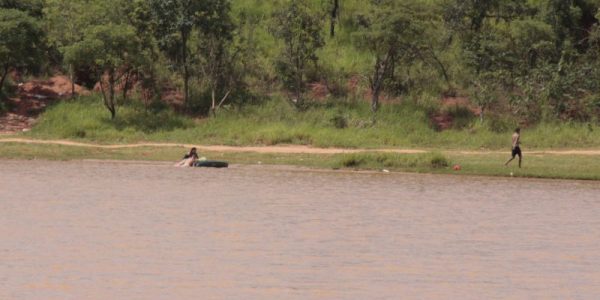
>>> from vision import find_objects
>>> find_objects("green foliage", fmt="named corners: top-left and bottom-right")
top-left (429, 152), bottom-right (450, 168)
top-left (486, 113), bottom-right (517, 133)
top-left (2, 0), bottom-right (600, 139)
top-left (271, 0), bottom-right (324, 107)
top-left (64, 23), bottom-right (147, 119)
top-left (194, 0), bottom-right (238, 116)
top-left (335, 152), bottom-right (450, 170)
top-left (28, 95), bottom-right (600, 150)
top-left (0, 8), bottom-right (44, 93)
top-left (149, 0), bottom-right (209, 107)
top-left (353, 0), bottom-right (436, 111)
top-left (0, 0), bottom-right (43, 17)
top-left (31, 95), bottom-right (193, 140)
top-left (330, 113), bottom-right (349, 129)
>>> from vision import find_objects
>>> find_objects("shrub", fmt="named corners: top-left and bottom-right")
top-left (443, 105), bottom-right (475, 130)
top-left (334, 152), bottom-right (451, 170)
top-left (429, 153), bottom-right (449, 168)
top-left (330, 114), bottom-right (348, 129)
top-left (487, 114), bottom-right (516, 133)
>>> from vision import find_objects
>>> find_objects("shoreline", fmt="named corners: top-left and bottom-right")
top-left (2, 137), bottom-right (600, 155)
top-left (1, 138), bottom-right (599, 181)
top-left (3, 158), bottom-right (600, 185)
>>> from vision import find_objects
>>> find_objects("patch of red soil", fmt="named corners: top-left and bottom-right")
top-left (0, 113), bottom-right (36, 134)
top-left (309, 81), bottom-right (329, 101)
top-left (347, 75), bottom-right (361, 93)
top-left (161, 87), bottom-right (184, 109)
top-left (430, 96), bottom-right (481, 131)
top-left (0, 75), bottom-right (88, 133)
top-left (441, 96), bottom-right (481, 115)
top-left (431, 113), bottom-right (454, 131)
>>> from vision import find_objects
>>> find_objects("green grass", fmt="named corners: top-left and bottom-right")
top-left (333, 152), bottom-right (449, 170)
top-left (448, 153), bottom-right (600, 181)
top-left (1, 142), bottom-right (599, 180)
top-left (24, 95), bottom-right (600, 150)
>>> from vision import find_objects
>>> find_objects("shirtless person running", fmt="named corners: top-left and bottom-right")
top-left (505, 127), bottom-right (522, 168)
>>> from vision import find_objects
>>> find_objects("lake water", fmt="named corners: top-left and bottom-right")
top-left (1, 160), bottom-right (599, 299)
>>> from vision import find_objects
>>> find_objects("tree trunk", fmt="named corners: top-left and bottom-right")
top-left (429, 49), bottom-right (451, 86)
top-left (370, 57), bottom-right (384, 112)
top-left (106, 72), bottom-right (116, 119)
top-left (98, 75), bottom-right (115, 119)
top-left (70, 64), bottom-right (76, 99)
top-left (330, 0), bottom-right (339, 37)
top-left (295, 58), bottom-right (303, 107)
top-left (371, 87), bottom-right (380, 112)
top-left (480, 106), bottom-right (485, 123)
top-left (109, 104), bottom-right (116, 119)
top-left (182, 29), bottom-right (190, 110)
top-left (0, 65), bottom-right (9, 94)
top-left (122, 70), bottom-right (131, 101)
top-left (211, 87), bottom-right (216, 117)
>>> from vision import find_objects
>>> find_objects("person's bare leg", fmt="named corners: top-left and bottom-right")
top-left (518, 155), bottom-right (522, 168)
top-left (505, 157), bottom-right (514, 166)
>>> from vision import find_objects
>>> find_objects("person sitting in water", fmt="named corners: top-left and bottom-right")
top-left (175, 147), bottom-right (199, 167)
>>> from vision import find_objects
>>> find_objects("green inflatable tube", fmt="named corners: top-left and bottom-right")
top-left (193, 160), bottom-right (229, 168)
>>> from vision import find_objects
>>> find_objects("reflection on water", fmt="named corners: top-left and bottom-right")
top-left (1, 160), bottom-right (599, 299)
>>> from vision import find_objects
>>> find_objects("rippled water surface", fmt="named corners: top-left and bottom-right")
top-left (1, 160), bottom-right (600, 299)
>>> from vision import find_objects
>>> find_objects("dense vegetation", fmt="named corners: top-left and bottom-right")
top-left (29, 95), bottom-right (600, 149)
top-left (2, 0), bottom-right (600, 135)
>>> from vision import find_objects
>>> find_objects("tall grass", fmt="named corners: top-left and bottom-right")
top-left (27, 94), bottom-right (600, 149)
top-left (30, 95), bottom-right (193, 142)
top-left (333, 152), bottom-right (450, 170)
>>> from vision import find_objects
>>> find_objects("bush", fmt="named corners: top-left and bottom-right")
top-left (334, 152), bottom-right (451, 170)
top-left (443, 105), bottom-right (475, 130)
top-left (187, 85), bottom-right (213, 115)
top-left (415, 93), bottom-right (442, 115)
top-left (429, 152), bottom-right (449, 168)
top-left (30, 95), bottom-right (193, 140)
top-left (330, 114), bottom-right (348, 129)
top-left (487, 114), bottom-right (516, 133)
top-left (0, 92), bottom-right (7, 113)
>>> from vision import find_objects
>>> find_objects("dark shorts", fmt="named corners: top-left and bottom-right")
top-left (512, 146), bottom-right (522, 157)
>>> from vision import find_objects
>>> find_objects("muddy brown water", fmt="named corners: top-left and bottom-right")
top-left (1, 160), bottom-right (599, 299)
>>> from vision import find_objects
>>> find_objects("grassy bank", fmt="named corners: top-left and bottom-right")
top-left (1, 142), bottom-right (599, 180)
top-left (23, 95), bottom-right (600, 150)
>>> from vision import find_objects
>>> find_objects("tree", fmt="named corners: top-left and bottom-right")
top-left (44, 0), bottom-right (88, 97)
top-left (354, 0), bottom-right (430, 112)
top-left (272, 0), bottom-right (324, 108)
top-left (149, 0), bottom-right (207, 109)
top-left (539, 0), bottom-right (600, 50)
top-left (64, 24), bottom-right (145, 119)
top-left (121, 0), bottom-right (161, 102)
top-left (195, 0), bottom-right (236, 116)
top-left (0, 9), bottom-right (44, 94)
top-left (0, 0), bottom-right (43, 18)
top-left (471, 72), bottom-right (504, 122)
top-left (442, 0), bottom-right (531, 32)
top-left (329, 0), bottom-right (340, 37)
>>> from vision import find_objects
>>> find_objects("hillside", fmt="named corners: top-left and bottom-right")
top-left (1, 0), bottom-right (599, 139)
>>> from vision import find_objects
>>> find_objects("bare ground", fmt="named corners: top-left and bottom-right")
top-left (1, 138), bottom-right (599, 156)
top-left (0, 75), bottom-right (88, 134)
